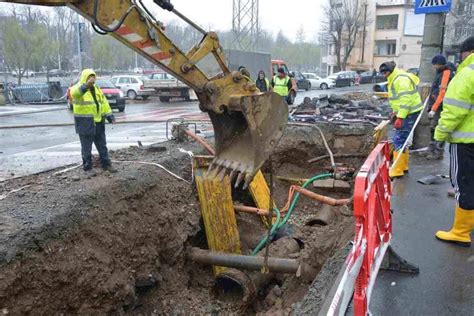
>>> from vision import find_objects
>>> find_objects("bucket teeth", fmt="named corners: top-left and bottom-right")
top-left (234, 172), bottom-right (245, 188)
top-left (217, 167), bottom-right (227, 181)
top-left (229, 169), bottom-right (238, 182)
top-left (242, 174), bottom-right (253, 190)
top-left (210, 165), bottom-right (222, 179)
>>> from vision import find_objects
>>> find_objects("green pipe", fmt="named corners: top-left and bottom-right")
top-left (252, 173), bottom-right (333, 255)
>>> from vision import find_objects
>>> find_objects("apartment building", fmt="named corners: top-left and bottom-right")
top-left (444, 0), bottom-right (474, 63)
top-left (322, 0), bottom-right (424, 75)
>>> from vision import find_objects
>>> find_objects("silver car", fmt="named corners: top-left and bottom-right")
top-left (110, 75), bottom-right (154, 100)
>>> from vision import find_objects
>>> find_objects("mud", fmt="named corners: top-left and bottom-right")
top-left (0, 122), bottom-right (374, 314)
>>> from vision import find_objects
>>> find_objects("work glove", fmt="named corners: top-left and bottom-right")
top-left (390, 112), bottom-right (397, 124)
top-left (428, 110), bottom-right (436, 119)
top-left (86, 76), bottom-right (96, 88)
top-left (106, 115), bottom-right (116, 124)
top-left (394, 118), bottom-right (403, 129)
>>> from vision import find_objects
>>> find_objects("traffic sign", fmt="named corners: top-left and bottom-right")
top-left (415, 0), bottom-right (452, 14)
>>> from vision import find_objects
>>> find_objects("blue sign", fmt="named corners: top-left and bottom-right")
top-left (415, 0), bottom-right (452, 14)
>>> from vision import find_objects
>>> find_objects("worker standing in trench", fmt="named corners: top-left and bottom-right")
top-left (434, 36), bottom-right (474, 247)
top-left (379, 61), bottom-right (423, 178)
top-left (71, 69), bottom-right (117, 175)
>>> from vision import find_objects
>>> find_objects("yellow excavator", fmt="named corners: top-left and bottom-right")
top-left (4, 0), bottom-right (288, 188)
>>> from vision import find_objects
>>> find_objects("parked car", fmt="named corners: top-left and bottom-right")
top-left (290, 71), bottom-right (311, 91)
top-left (67, 78), bottom-right (126, 112)
top-left (359, 71), bottom-right (386, 84)
top-left (327, 71), bottom-right (357, 87)
top-left (11, 69), bottom-right (35, 78)
top-left (133, 67), bottom-right (143, 74)
top-left (302, 72), bottom-right (335, 90)
top-left (49, 69), bottom-right (68, 77)
top-left (110, 75), bottom-right (154, 100)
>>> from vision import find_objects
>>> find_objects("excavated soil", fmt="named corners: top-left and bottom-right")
top-left (0, 122), bottom-right (374, 314)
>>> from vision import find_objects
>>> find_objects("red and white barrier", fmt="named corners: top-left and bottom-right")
top-left (325, 142), bottom-right (412, 316)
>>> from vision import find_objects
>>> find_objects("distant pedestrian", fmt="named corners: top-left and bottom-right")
top-left (379, 61), bottom-right (423, 178)
top-left (355, 72), bottom-right (361, 86)
top-left (372, 68), bottom-right (378, 83)
top-left (255, 70), bottom-right (271, 92)
top-left (272, 67), bottom-right (292, 103)
top-left (70, 69), bottom-right (117, 174)
top-left (434, 36), bottom-right (474, 247)
top-left (423, 54), bottom-right (455, 160)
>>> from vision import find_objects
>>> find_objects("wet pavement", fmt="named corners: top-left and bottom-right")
top-left (0, 85), bottom-right (372, 181)
top-left (369, 151), bottom-right (474, 315)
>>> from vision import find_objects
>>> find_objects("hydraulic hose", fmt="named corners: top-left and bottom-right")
top-left (252, 173), bottom-right (333, 255)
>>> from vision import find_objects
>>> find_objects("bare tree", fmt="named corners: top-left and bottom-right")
top-left (321, 0), bottom-right (370, 71)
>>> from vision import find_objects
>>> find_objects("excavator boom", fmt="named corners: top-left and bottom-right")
top-left (3, 0), bottom-right (288, 187)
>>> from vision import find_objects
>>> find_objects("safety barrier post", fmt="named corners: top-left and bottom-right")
top-left (322, 142), bottom-right (418, 316)
top-left (353, 142), bottom-right (392, 315)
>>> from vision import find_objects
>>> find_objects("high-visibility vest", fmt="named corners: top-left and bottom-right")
top-left (273, 75), bottom-right (289, 97)
top-left (435, 54), bottom-right (474, 144)
top-left (387, 68), bottom-right (423, 118)
top-left (70, 69), bottom-right (112, 124)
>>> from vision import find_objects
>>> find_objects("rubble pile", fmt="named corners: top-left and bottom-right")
top-left (290, 93), bottom-right (391, 126)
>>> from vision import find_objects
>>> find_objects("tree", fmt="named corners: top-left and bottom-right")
top-left (91, 36), bottom-right (116, 71)
top-left (321, 0), bottom-right (369, 71)
top-left (296, 25), bottom-right (306, 43)
top-left (2, 19), bottom-right (32, 84)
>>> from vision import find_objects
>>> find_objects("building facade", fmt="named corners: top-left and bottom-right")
top-left (444, 0), bottom-right (474, 63)
top-left (322, 0), bottom-right (424, 75)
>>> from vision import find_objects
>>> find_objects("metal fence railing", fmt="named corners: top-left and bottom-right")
top-left (2, 82), bottom-right (67, 104)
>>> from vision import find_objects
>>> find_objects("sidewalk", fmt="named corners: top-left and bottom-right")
top-left (369, 152), bottom-right (474, 314)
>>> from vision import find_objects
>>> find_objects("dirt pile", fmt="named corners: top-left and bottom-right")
top-left (0, 122), bottom-right (375, 314)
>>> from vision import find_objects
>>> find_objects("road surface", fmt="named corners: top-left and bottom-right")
top-left (0, 85), bottom-right (371, 181)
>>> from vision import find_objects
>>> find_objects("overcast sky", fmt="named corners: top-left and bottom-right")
top-left (1, 0), bottom-right (325, 42)
top-left (144, 0), bottom-right (324, 42)
top-left (133, 0), bottom-right (326, 41)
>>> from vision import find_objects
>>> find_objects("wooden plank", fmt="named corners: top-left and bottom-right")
top-left (193, 156), bottom-right (241, 274)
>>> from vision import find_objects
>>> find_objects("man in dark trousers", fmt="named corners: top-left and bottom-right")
top-left (70, 69), bottom-right (116, 174)
top-left (434, 36), bottom-right (474, 247)
top-left (424, 54), bottom-right (455, 160)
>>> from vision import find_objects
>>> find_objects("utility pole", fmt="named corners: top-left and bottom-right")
top-left (413, 13), bottom-right (446, 149)
top-left (75, 20), bottom-right (83, 71)
top-left (361, 2), bottom-right (368, 64)
top-left (135, 52), bottom-right (138, 69)
top-left (56, 27), bottom-right (61, 71)
top-left (418, 13), bottom-right (445, 82)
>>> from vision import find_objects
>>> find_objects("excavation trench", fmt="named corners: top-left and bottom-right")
top-left (0, 122), bottom-right (377, 314)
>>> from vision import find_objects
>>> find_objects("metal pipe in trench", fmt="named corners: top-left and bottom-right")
top-left (188, 247), bottom-right (306, 275)
top-left (188, 238), bottom-right (317, 307)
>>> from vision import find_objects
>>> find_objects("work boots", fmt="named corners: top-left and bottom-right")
top-left (389, 150), bottom-right (406, 178)
top-left (435, 206), bottom-right (474, 247)
top-left (401, 149), bottom-right (409, 172)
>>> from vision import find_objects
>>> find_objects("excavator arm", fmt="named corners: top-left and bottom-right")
top-left (3, 0), bottom-right (288, 187)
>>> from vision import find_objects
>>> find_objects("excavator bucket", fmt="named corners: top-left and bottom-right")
top-left (207, 92), bottom-right (288, 188)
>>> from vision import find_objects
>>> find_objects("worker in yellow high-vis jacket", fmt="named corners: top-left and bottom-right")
top-left (379, 61), bottom-right (423, 178)
top-left (71, 69), bottom-right (117, 175)
top-left (434, 36), bottom-right (474, 247)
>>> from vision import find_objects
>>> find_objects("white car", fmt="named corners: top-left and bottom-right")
top-left (302, 73), bottom-right (335, 90)
top-left (110, 75), bottom-right (154, 100)
top-left (11, 69), bottom-right (35, 78)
